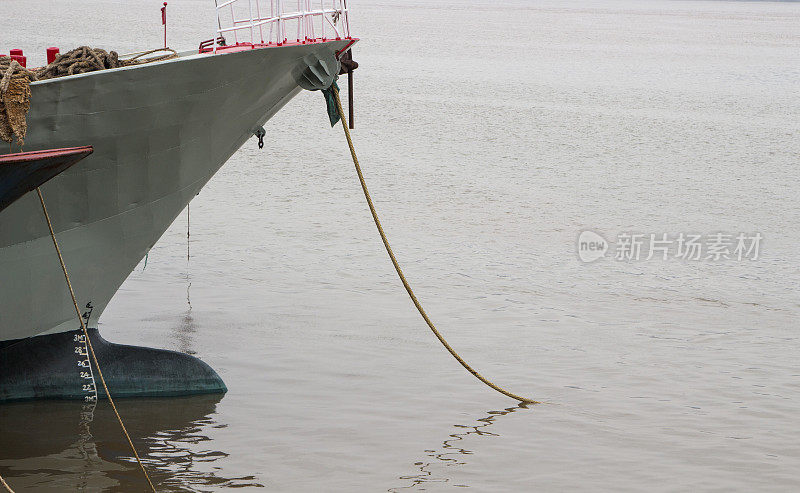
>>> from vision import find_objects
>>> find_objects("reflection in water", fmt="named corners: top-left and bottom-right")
top-left (181, 204), bottom-right (196, 356)
top-left (0, 394), bottom-right (262, 492)
top-left (75, 395), bottom-right (100, 491)
top-left (176, 310), bottom-right (198, 356)
top-left (389, 403), bottom-right (531, 492)
top-left (186, 203), bottom-right (192, 312)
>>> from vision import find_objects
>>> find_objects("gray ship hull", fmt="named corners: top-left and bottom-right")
top-left (0, 40), bottom-right (349, 343)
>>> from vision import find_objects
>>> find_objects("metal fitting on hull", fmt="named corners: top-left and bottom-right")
top-left (294, 48), bottom-right (340, 91)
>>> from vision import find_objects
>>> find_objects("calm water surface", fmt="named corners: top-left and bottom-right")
top-left (2, 0), bottom-right (800, 491)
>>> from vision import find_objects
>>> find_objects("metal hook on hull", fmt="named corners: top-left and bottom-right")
top-left (254, 126), bottom-right (266, 149)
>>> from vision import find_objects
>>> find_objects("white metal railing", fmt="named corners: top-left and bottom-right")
top-left (212, 0), bottom-right (352, 52)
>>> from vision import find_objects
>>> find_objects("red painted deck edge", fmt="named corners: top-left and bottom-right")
top-left (0, 146), bottom-right (93, 165)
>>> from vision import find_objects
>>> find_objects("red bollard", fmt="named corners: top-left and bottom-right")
top-left (47, 47), bottom-right (60, 64)
top-left (9, 49), bottom-right (23, 56)
top-left (10, 54), bottom-right (26, 67)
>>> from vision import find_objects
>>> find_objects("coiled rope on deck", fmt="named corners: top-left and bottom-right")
top-left (35, 188), bottom-right (157, 492)
top-left (330, 86), bottom-right (537, 404)
top-left (0, 59), bottom-right (34, 147)
top-left (37, 46), bottom-right (177, 80)
top-left (36, 46), bottom-right (124, 80)
top-left (0, 47), bottom-right (178, 147)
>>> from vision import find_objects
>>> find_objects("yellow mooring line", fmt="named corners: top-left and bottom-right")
top-left (331, 87), bottom-right (537, 404)
top-left (35, 188), bottom-right (158, 492)
top-left (0, 472), bottom-right (14, 493)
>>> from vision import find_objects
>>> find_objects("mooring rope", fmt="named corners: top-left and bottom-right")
top-left (0, 472), bottom-right (14, 493)
top-left (122, 47), bottom-right (179, 65)
top-left (35, 188), bottom-right (158, 492)
top-left (330, 87), bottom-right (537, 404)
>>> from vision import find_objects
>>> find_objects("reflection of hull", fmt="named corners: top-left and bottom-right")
top-left (0, 394), bottom-right (221, 460)
top-left (0, 40), bottom-right (348, 342)
top-left (0, 146), bottom-right (93, 212)
top-left (0, 394), bottom-right (262, 491)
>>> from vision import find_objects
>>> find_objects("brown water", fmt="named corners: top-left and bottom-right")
top-left (2, 0), bottom-right (800, 491)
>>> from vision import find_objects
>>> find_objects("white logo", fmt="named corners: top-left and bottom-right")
top-left (577, 230), bottom-right (608, 263)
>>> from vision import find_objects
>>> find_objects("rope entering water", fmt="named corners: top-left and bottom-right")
top-left (35, 188), bottom-right (158, 492)
top-left (331, 87), bottom-right (537, 404)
